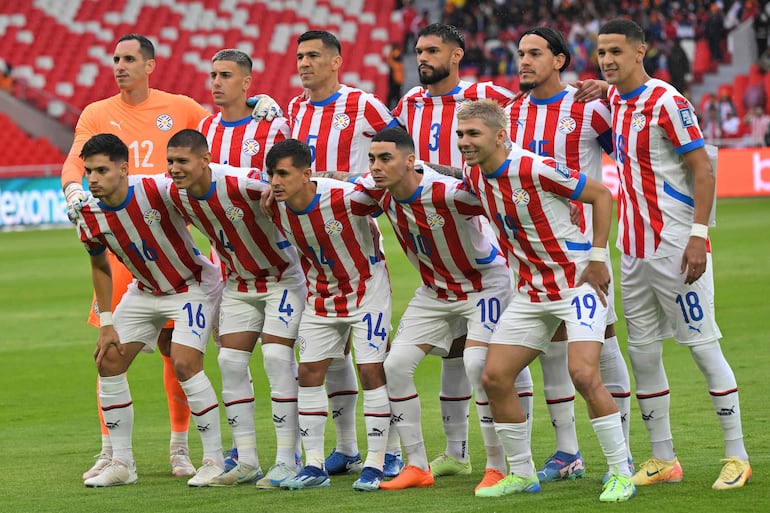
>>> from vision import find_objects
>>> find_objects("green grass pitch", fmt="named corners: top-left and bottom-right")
top-left (0, 198), bottom-right (768, 512)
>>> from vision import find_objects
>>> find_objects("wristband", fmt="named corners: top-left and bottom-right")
top-left (99, 311), bottom-right (113, 326)
top-left (589, 246), bottom-right (607, 262)
top-left (690, 223), bottom-right (708, 239)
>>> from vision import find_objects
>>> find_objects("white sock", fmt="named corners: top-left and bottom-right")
top-left (218, 348), bottom-right (258, 466)
top-left (515, 367), bottom-right (535, 445)
top-left (326, 354), bottom-right (359, 456)
top-left (383, 353), bottom-right (402, 458)
top-left (298, 385), bottom-right (328, 469)
top-left (262, 343), bottom-right (300, 466)
top-left (169, 431), bottom-right (188, 453)
top-left (690, 342), bottom-right (748, 460)
top-left (495, 422), bottom-right (533, 478)
top-left (539, 342), bottom-right (579, 455)
top-left (385, 345), bottom-right (428, 470)
top-left (464, 346), bottom-right (505, 472)
top-left (101, 434), bottom-right (112, 455)
top-left (600, 335), bottom-right (632, 460)
top-left (628, 341), bottom-right (675, 460)
top-left (440, 356), bottom-right (471, 461)
top-left (180, 371), bottom-right (224, 467)
top-left (99, 374), bottom-right (133, 465)
top-left (363, 385), bottom-right (390, 471)
top-left (591, 412), bottom-right (630, 477)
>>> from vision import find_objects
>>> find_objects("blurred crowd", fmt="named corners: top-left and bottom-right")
top-left (393, 0), bottom-right (769, 148)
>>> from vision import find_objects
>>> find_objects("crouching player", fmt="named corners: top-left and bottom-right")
top-left (265, 139), bottom-right (392, 492)
top-left (76, 133), bottom-right (225, 488)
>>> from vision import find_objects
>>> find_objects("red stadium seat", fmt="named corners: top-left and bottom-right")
top-left (0, 0), bottom-right (396, 124)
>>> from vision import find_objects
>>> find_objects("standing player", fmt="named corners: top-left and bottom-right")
top-left (286, 30), bottom-right (401, 476)
top-left (162, 129), bottom-right (305, 488)
top-left (265, 139), bottom-right (392, 492)
top-left (197, 47), bottom-right (296, 474)
top-left (288, 30), bottom-right (398, 173)
top-left (506, 27), bottom-right (633, 482)
top-left (348, 128), bottom-right (513, 493)
top-left (596, 19), bottom-right (750, 490)
top-left (62, 34), bottom-right (210, 480)
top-left (393, 23), bottom-right (531, 479)
top-left (76, 134), bottom-right (225, 488)
top-left (199, 49), bottom-right (290, 169)
top-left (456, 100), bottom-right (635, 502)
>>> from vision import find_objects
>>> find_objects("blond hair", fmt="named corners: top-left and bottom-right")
top-left (456, 99), bottom-right (507, 131)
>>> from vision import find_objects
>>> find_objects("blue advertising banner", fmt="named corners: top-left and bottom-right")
top-left (0, 176), bottom-right (69, 227)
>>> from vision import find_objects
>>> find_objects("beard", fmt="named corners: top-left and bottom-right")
top-left (519, 79), bottom-right (538, 92)
top-left (419, 64), bottom-right (451, 85)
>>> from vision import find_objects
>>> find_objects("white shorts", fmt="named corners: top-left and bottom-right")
top-left (218, 275), bottom-right (306, 339)
top-left (621, 253), bottom-right (722, 347)
top-left (393, 280), bottom-right (513, 356)
top-left (114, 281), bottom-right (217, 353)
top-left (297, 276), bottom-right (392, 365)
top-left (490, 283), bottom-right (608, 352)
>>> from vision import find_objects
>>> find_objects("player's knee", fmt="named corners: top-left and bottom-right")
top-left (481, 367), bottom-right (507, 396)
top-left (358, 362), bottom-right (386, 389)
top-left (463, 346), bottom-right (487, 387)
top-left (173, 357), bottom-right (203, 382)
top-left (568, 366), bottom-right (601, 396)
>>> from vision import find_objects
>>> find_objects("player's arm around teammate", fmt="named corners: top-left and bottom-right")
top-left (263, 139), bottom-right (392, 492)
top-left (163, 129), bottom-right (306, 488)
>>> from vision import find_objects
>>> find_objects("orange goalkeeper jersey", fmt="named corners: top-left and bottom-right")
top-left (61, 89), bottom-right (210, 185)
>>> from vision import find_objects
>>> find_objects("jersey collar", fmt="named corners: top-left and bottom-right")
top-left (98, 185), bottom-right (134, 211)
top-left (530, 89), bottom-right (568, 105)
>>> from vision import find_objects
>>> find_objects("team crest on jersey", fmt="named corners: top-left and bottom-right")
top-left (455, 99), bottom-right (471, 112)
top-left (678, 107), bottom-right (695, 128)
top-left (426, 212), bottom-right (445, 230)
top-left (297, 336), bottom-right (307, 355)
top-left (156, 114), bottom-right (174, 131)
top-left (554, 163), bottom-right (571, 179)
top-left (631, 113), bottom-right (646, 131)
top-left (242, 138), bottom-right (260, 156)
top-left (324, 219), bottom-right (343, 235)
top-left (512, 187), bottom-right (530, 206)
top-left (332, 113), bottom-right (350, 130)
top-left (143, 208), bottom-right (162, 225)
top-left (557, 116), bottom-right (577, 134)
top-left (225, 206), bottom-right (244, 222)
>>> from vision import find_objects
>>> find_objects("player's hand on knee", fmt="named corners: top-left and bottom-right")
top-left (64, 183), bottom-right (89, 223)
top-left (94, 326), bottom-right (124, 367)
top-left (248, 94), bottom-right (283, 122)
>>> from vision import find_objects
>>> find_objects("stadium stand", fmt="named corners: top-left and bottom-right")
top-left (0, 0), bottom-right (397, 123)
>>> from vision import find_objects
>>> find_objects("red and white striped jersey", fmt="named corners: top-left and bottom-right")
top-left (271, 178), bottom-right (386, 316)
top-left (287, 85), bottom-right (396, 172)
top-left (78, 175), bottom-right (211, 295)
top-left (394, 80), bottom-right (514, 168)
top-left (507, 85), bottom-right (613, 235)
top-left (198, 114), bottom-right (290, 169)
top-left (357, 167), bottom-right (509, 301)
top-left (166, 164), bottom-right (302, 293)
top-left (463, 146), bottom-right (591, 302)
top-left (608, 79), bottom-right (706, 258)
